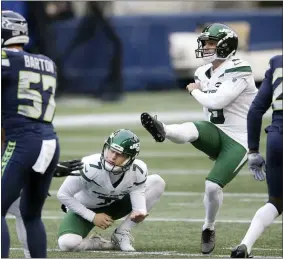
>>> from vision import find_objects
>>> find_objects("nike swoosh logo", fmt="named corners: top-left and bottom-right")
top-left (57, 164), bottom-right (68, 169)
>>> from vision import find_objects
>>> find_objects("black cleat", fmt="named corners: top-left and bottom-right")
top-left (231, 244), bottom-right (253, 258)
top-left (140, 112), bottom-right (166, 142)
top-left (201, 228), bottom-right (215, 254)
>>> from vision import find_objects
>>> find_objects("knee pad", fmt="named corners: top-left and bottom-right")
top-left (268, 197), bottom-right (283, 215)
top-left (58, 233), bottom-right (82, 251)
top-left (146, 174), bottom-right (166, 194)
top-left (205, 180), bottom-right (222, 201)
top-left (8, 198), bottom-right (21, 217)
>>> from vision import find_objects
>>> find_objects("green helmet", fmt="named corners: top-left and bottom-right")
top-left (101, 129), bottom-right (140, 174)
top-left (195, 23), bottom-right (238, 61)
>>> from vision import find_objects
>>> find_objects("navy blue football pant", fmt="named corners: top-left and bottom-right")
top-left (1, 136), bottom-right (60, 258)
top-left (266, 127), bottom-right (283, 200)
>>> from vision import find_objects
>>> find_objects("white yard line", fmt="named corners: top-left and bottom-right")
top-left (158, 170), bottom-right (253, 176)
top-left (48, 190), bottom-right (268, 198)
top-left (6, 215), bottom-right (281, 224)
top-left (162, 192), bottom-right (268, 198)
top-left (9, 247), bottom-right (281, 258)
top-left (53, 111), bottom-right (204, 128)
top-left (53, 111), bottom-right (272, 128)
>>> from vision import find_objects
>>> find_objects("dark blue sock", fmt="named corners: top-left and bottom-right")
top-left (24, 218), bottom-right (47, 258)
top-left (1, 216), bottom-right (10, 258)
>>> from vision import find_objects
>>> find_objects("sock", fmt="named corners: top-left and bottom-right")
top-left (202, 180), bottom-right (223, 231)
top-left (241, 203), bottom-right (279, 254)
top-left (23, 217), bottom-right (47, 258)
top-left (1, 217), bottom-right (10, 258)
top-left (15, 216), bottom-right (30, 258)
top-left (164, 122), bottom-right (199, 144)
top-left (58, 233), bottom-right (82, 251)
top-left (117, 175), bottom-right (165, 232)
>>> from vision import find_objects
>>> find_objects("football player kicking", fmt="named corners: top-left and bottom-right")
top-left (57, 129), bottom-right (165, 252)
top-left (231, 56), bottom-right (283, 258)
top-left (140, 23), bottom-right (258, 254)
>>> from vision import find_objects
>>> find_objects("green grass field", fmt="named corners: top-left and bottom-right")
top-left (7, 90), bottom-right (282, 258)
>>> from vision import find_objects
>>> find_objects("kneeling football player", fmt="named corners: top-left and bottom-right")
top-left (57, 129), bottom-right (166, 252)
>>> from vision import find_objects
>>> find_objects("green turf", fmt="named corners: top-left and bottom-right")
top-left (7, 91), bottom-right (280, 258)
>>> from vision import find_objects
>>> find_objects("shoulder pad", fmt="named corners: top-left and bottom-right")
top-left (37, 53), bottom-right (55, 63)
top-left (270, 55), bottom-right (282, 64)
top-left (132, 159), bottom-right (148, 186)
top-left (224, 58), bottom-right (252, 79)
top-left (2, 48), bottom-right (21, 56)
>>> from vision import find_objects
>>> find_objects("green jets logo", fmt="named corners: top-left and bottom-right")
top-left (219, 28), bottom-right (236, 38)
top-left (130, 143), bottom-right (140, 152)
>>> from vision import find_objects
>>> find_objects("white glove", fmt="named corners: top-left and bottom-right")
top-left (247, 153), bottom-right (266, 181)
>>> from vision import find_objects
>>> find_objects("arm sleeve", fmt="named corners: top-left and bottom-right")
top-left (247, 63), bottom-right (273, 151)
top-left (129, 183), bottom-right (147, 214)
top-left (57, 176), bottom-right (96, 222)
top-left (191, 77), bottom-right (248, 110)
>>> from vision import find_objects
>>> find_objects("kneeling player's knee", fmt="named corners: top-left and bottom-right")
top-left (58, 233), bottom-right (82, 251)
top-left (205, 180), bottom-right (222, 201)
top-left (268, 197), bottom-right (283, 215)
top-left (147, 174), bottom-right (166, 195)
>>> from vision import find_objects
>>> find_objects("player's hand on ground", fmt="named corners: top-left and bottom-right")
top-left (247, 152), bottom-right (266, 181)
top-left (130, 211), bottom-right (149, 223)
top-left (54, 159), bottom-right (84, 177)
top-left (186, 82), bottom-right (201, 94)
top-left (93, 213), bottom-right (114, 230)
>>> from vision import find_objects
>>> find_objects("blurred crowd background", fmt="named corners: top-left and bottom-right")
top-left (2, 1), bottom-right (282, 102)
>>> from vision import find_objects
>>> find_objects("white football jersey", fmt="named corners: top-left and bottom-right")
top-left (193, 57), bottom-right (258, 149)
top-left (57, 153), bottom-right (148, 222)
top-left (76, 154), bottom-right (147, 208)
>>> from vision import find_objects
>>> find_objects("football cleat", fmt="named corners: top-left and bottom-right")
top-left (201, 228), bottom-right (215, 254)
top-left (111, 228), bottom-right (135, 252)
top-left (74, 233), bottom-right (115, 251)
top-left (140, 112), bottom-right (165, 142)
top-left (231, 244), bottom-right (253, 258)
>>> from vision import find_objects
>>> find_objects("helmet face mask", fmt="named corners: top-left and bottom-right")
top-left (101, 129), bottom-right (140, 175)
top-left (1, 10), bottom-right (29, 47)
top-left (196, 39), bottom-right (218, 63)
top-left (195, 23), bottom-right (238, 62)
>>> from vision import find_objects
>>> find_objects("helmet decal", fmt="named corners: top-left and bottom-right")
top-left (195, 23), bottom-right (238, 62)
top-left (100, 129), bottom-right (140, 175)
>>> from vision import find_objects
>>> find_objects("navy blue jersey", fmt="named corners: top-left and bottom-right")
top-left (247, 55), bottom-right (283, 150)
top-left (1, 48), bottom-right (57, 135)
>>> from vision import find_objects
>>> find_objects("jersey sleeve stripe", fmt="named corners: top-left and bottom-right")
top-left (225, 66), bottom-right (252, 73)
top-left (1, 49), bottom-right (7, 59)
top-left (1, 59), bottom-right (10, 67)
top-left (133, 178), bottom-right (147, 186)
top-left (80, 169), bottom-right (91, 182)
top-left (194, 75), bottom-right (200, 81)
